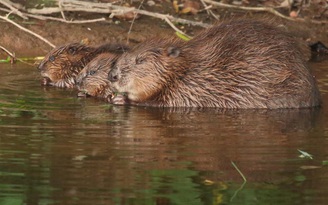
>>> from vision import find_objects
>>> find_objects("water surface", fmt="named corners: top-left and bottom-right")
top-left (0, 60), bottom-right (327, 205)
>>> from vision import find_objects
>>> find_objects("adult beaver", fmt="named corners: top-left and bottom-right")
top-left (37, 42), bottom-right (128, 88)
top-left (76, 53), bottom-right (118, 99)
top-left (108, 19), bottom-right (321, 109)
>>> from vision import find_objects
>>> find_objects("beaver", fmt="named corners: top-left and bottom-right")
top-left (108, 19), bottom-right (321, 108)
top-left (37, 42), bottom-right (128, 88)
top-left (76, 53), bottom-right (118, 99)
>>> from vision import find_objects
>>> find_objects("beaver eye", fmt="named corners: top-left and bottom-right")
top-left (136, 58), bottom-right (145, 65)
top-left (68, 47), bottom-right (77, 54)
top-left (49, 55), bottom-right (55, 62)
top-left (88, 70), bottom-right (96, 76)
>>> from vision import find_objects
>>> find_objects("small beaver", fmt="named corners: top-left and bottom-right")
top-left (76, 53), bottom-right (118, 99)
top-left (38, 42), bottom-right (128, 88)
top-left (108, 19), bottom-right (321, 108)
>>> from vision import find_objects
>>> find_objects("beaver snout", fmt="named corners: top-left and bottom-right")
top-left (37, 63), bottom-right (44, 71)
top-left (41, 77), bottom-right (51, 86)
top-left (108, 67), bottom-right (120, 82)
top-left (77, 91), bottom-right (90, 98)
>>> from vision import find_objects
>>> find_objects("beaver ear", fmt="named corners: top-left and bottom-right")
top-left (167, 47), bottom-right (180, 58)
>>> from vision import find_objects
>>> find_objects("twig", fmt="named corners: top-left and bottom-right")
top-left (231, 161), bottom-right (247, 182)
top-left (164, 17), bottom-right (192, 39)
top-left (203, 0), bottom-right (293, 20)
top-left (230, 161), bottom-right (247, 201)
top-left (132, 8), bottom-right (210, 27)
top-left (127, 0), bottom-right (145, 43)
top-left (58, 0), bottom-right (67, 20)
top-left (0, 0), bottom-right (28, 20)
top-left (0, 14), bottom-right (56, 48)
top-left (31, 15), bottom-right (106, 23)
top-left (0, 45), bottom-right (37, 66)
top-left (199, 0), bottom-right (220, 20)
top-left (0, 45), bottom-right (15, 59)
top-left (27, 0), bottom-right (210, 28)
top-left (0, 7), bottom-right (106, 23)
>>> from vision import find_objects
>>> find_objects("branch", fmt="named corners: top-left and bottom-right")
top-left (0, 0), bottom-right (28, 20)
top-left (0, 45), bottom-right (15, 59)
top-left (0, 7), bottom-right (106, 23)
top-left (0, 15), bottom-right (56, 48)
top-left (200, 0), bottom-right (220, 20)
top-left (27, 0), bottom-right (210, 28)
top-left (203, 0), bottom-right (328, 24)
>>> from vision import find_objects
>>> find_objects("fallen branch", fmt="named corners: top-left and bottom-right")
top-left (0, 0), bottom-right (27, 20)
top-left (200, 0), bottom-right (220, 20)
top-left (203, 0), bottom-right (328, 24)
top-left (0, 14), bottom-right (56, 48)
top-left (58, 0), bottom-right (67, 20)
top-left (0, 7), bottom-right (106, 23)
top-left (0, 45), bottom-right (15, 60)
top-left (27, 14), bottom-right (106, 24)
top-left (27, 0), bottom-right (210, 28)
top-left (0, 44), bottom-right (42, 65)
top-left (203, 0), bottom-right (295, 20)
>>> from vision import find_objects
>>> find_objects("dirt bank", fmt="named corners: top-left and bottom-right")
top-left (0, 2), bottom-right (328, 60)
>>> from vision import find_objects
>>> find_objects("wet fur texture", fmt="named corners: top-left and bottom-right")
top-left (76, 53), bottom-right (118, 99)
top-left (108, 19), bottom-right (321, 108)
top-left (38, 43), bottom-right (128, 88)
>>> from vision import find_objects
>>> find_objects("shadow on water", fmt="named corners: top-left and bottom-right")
top-left (0, 60), bottom-right (328, 204)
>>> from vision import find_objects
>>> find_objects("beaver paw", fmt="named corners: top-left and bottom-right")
top-left (77, 91), bottom-right (88, 97)
top-left (110, 94), bottom-right (128, 105)
top-left (41, 77), bottom-right (51, 86)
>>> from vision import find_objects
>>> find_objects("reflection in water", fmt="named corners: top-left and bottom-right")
top-left (0, 62), bottom-right (328, 204)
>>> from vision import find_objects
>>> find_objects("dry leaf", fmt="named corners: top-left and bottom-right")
top-left (115, 11), bottom-right (140, 21)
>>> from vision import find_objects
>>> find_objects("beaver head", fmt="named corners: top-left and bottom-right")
top-left (76, 53), bottom-right (117, 85)
top-left (38, 43), bottom-right (95, 88)
top-left (77, 68), bottom-right (114, 99)
top-left (77, 53), bottom-right (117, 99)
top-left (108, 38), bottom-right (183, 103)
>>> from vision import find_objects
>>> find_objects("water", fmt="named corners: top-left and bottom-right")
top-left (0, 60), bottom-right (327, 205)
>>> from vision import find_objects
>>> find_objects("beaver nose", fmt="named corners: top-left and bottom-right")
top-left (108, 68), bottom-right (119, 82)
top-left (37, 62), bottom-right (45, 71)
top-left (37, 64), bottom-right (42, 71)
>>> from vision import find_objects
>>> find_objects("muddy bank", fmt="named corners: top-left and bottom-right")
top-left (0, 8), bottom-right (328, 59)
top-left (0, 17), bottom-right (178, 58)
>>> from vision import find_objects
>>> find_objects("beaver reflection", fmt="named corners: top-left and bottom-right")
top-left (46, 107), bottom-right (320, 203)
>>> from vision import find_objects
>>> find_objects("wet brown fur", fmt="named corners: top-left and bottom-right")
top-left (77, 53), bottom-right (118, 99)
top-left (108, 19), bottom-right (321, 108)
top-left (38, 43), bottom-right (128, 88)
